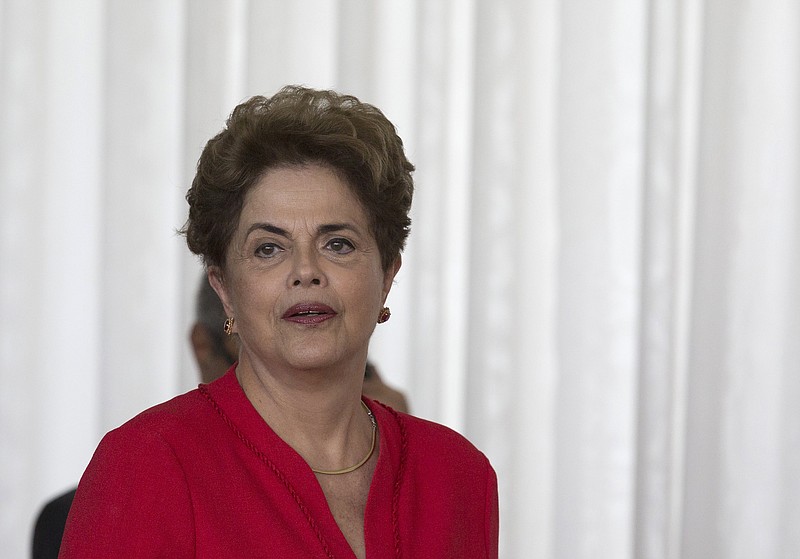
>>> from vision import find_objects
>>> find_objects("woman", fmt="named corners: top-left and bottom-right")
top-left (60, 86), bottom-right (498, 558)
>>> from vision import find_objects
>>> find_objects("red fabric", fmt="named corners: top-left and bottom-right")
top-left (59, 368), bottom-right (498, 558)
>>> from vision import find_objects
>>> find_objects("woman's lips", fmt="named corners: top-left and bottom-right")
top-left (282, 303), bottom-right (337, 325)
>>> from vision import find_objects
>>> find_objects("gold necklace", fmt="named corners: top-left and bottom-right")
top-left (311, 401), bottom-right (377, 475)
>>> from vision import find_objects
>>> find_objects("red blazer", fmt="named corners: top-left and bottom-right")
top-left (60, 368), bottom-right (499, 558)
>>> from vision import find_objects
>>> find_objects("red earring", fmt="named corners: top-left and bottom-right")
top-left (377, 307), bottom-right (391, 324)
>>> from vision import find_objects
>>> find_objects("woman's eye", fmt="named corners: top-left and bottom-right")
top-left (326, 238), bottom-right (355, 254)
top-left (256, 243), bottom-right (283, 258)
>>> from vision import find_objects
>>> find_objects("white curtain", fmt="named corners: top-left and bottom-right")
top-left (1, 1), bottom-right (798, 558)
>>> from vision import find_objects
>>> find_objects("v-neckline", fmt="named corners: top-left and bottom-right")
top-left (201, 368), bottom-right (405, 558)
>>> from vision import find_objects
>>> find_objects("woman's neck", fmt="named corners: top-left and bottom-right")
top-left (235, 355), bottom-right (373, 470)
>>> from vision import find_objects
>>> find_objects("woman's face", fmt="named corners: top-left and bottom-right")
top-left (210, 163), bottom-right (399, 374)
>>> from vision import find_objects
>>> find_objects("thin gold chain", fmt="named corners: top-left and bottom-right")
top-left (311, 401), bottom-right (377, 475)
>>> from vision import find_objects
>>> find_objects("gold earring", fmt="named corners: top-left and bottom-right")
top-left (377, 307), bottom-right (391, 324)
top-left (223, 317), bottom-right (235, 335)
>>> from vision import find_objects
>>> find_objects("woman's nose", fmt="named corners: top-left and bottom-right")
top-left (289, 246), bottom-right (326, 287)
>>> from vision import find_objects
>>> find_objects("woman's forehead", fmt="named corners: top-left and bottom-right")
top-left (236, 165), bottom-right (370, 236)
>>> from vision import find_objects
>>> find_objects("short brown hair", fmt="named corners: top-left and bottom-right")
top-left (181, 85), bottom-right (415, 271)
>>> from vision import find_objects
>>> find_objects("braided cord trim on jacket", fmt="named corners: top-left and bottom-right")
top-left (199, 385), bottom-right (336, 559)
top-left (384, 404), bottom-right (408, 559)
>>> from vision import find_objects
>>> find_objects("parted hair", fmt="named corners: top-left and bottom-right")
top-left (181, 85), bottom-right (415, 271)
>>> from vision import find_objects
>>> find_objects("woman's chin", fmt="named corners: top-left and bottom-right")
top-left (254, 350), bottom-right (356, 376)
top-left (286, 352), bottom-right (355, 375)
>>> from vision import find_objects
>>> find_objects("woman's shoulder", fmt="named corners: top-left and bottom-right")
top-left (113, 368), bottom-right (239, 437)
top-left (106, 374), bottom-right (236, 450)
top-left (371, 401), bottom-right (492, 472)
top-left (409, 414), bottom-right (488, 460)
top-left (117, 387), bottom-right (207, 433)
top-left (87, 382), bottom-right (234, 475)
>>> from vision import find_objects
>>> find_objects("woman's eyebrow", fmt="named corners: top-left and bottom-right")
top-left (244, 222), bottom-right (361, 240)
top-left (245, 223), bottom-right (289, 238)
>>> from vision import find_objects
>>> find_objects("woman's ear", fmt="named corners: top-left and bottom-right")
top-left (207, 267), bottom-right (234, 318)
top-left (382, 256), bottom-right (402, 301)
